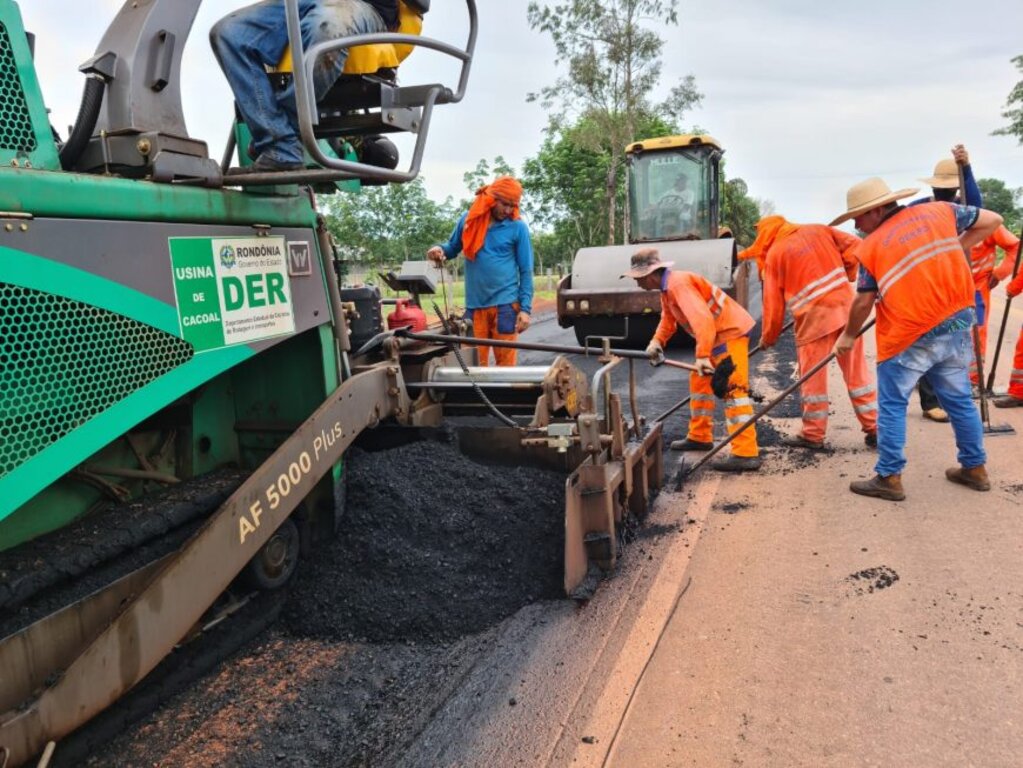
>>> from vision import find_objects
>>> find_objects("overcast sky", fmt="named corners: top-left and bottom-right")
top-left (21, 1), bottom-right (1023, 230)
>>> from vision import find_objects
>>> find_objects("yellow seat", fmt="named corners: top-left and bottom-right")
top-left (275, 1), bottom-right (423, 77)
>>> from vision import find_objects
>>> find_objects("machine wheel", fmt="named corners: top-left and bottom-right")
top-left (241, 518), bottom-right (300, 590)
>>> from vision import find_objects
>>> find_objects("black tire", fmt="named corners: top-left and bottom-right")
top-left (241, 518), bottom-right (300, 590)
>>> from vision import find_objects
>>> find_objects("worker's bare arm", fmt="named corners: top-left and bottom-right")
top-left (834, 291), bottom-right (875, 355)
top-left (960, 209), bottom-right (1003, 253)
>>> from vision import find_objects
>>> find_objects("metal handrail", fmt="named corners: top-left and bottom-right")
top-left (282, 0), bottom-right (478, 183)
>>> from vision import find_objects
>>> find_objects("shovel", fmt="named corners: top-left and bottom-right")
top-left (676, 319), bottom-right (876, 487)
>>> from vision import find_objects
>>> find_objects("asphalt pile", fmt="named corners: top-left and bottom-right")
top-left (283, 435), bottom-right (567, 643)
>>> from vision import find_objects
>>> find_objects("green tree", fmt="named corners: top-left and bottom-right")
top-left (977, 177), bottom-right (1023, 232)
top-left (461, 156), bottom-right (517, 205)
top-left (527, 0), bottom-right (702, 244)
top-left (993, 55), bottom-right (1023, 146)
top-left (720, 176), bottom-right (761, 246)
top-left (321, 179), bottom-right (457, 270)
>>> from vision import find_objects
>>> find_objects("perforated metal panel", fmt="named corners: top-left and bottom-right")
top-left (0, 22), bottom-right (36, 153)
top-left (0, 283), bottom-right (194, 477)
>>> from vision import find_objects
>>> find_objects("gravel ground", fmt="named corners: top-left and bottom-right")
top-left (83, 434), bottom-right (568, 768)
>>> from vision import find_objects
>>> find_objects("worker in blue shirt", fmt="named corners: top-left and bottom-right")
top-left (428, 176), bottom-right (534, 366)
top-left (908, 144), bottom-right (983, 422)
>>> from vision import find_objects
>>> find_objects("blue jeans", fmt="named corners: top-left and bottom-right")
top-left (875, 328), bottom-right (986, 477)
top-left (210, 0), bottom-right (387, 164)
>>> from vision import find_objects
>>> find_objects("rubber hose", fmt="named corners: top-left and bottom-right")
top-left (59, 76), bottom-right (106, 170)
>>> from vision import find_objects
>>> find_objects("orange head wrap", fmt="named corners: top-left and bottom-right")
top-left (738, 215), bottom-right (800, 278)
top-left (461, 176), bottom-right (523, 260)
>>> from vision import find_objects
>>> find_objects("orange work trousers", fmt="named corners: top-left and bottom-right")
top-left (797, 328), bottom-right (877, 442)
top-left (969, 284), bottom-right (992, 385)
top-left (686, 336), bottom-right (758, 457)
top-left (471, 305), bottom-right (517, 367)
top-left (1009, 325), bottom-right (1023, 398)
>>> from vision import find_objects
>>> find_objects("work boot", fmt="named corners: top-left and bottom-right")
top-left (781, 433), bottom-right (825, 450)
top-left (864, 432), bottom-right (878, 449)
top-left (849, 474), bottom-right (905, 501)
top-left (711, 454), bottom-right (762, 472)
top-left (993, 394), bottom-right (1023, 408)
top-left (670, 438), bottom-right (713, 451)
top-left (945, 465), bottom-right (991, 492)
top-left (922, 407), bottom-right (950, 423)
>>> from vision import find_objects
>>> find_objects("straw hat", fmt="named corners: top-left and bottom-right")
top-left (829, 178), bottom-right (919, 227)
top-left (621, 248), bottom-right (674, 278)
top-left (919, 158), bottom-right (960, 189)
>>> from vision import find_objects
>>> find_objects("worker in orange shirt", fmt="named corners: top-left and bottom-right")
top-left (969, 224), bottom-right (1020, 386)
top-left (624, 249), bottom-right (761, 472)
top-left (743, 216), bottom-right (878, 449)
top-left (832, 178), bottom-right (1001, 501)
top-left (992, 265), bottom-right (1023, 408)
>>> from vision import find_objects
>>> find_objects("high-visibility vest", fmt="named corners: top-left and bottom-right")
top-left (856, 202), bottom-right (974, 362)
top-left (654, 271), bottom-right (755, 358)
top-left (763, 224), bottom-right (860, 345)
top-left (970, 225), bottom-right (1019, 288)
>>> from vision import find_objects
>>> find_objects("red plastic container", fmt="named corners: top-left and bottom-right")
top-left (387, 298), bottom-right (427, 332)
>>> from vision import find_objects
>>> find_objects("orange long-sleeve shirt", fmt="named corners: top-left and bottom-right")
top-left (762, 224), bottom-right (861, 347)
top-left (653, 270), bottom-right (754, 358)
top-left (971, 224), bottom-right (1020, 287)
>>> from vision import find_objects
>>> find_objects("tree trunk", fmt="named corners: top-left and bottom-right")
top-left (606, 159), bottom-right (618, 245)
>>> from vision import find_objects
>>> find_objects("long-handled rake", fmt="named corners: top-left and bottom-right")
top-left (676, 319), bottom-right (875, 488)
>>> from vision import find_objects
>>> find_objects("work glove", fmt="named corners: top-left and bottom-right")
top-left (1008, 282), bottom-right (1022, 299)
top-left (694, 357), bottom-right (715, 376)
top-left (645, 340), bottom-right (665, 366)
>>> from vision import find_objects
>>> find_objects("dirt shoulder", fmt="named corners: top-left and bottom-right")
top-left (604, 320), bottom-right (1023, 768)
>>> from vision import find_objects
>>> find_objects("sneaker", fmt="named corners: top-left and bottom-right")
top-left (849, 474), bottom-right (905, 501)
top-left (711, 455), bottom-right (762, 472)
top-left (232, 153), bottom-right (304, 174)
top-left (945, 465), bottom-right (991, 491)
top-left (670, 438), bottom-right (714, 451)
top-left (863, 432), bottom-right (878, 449)
top-left (922, 407), bottom-right (950, 423)
top-left (993, 395), bottom-right (1023, 409)
top-left (780, 434), bottom-right (825, 450)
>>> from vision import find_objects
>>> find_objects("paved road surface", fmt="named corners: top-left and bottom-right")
top-left (404, 300), bottom-right (1023, 768)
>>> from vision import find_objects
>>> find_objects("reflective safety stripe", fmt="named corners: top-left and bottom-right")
top-left (848, 385), bottom-right (876, 398)
top-left (802, 411), bottom-right (829, 420)
top-left (802, 394), bottom-right (830, 404)
top-left (727, 413), bottom-right (752, 427)
top-left (725, 398), bottom-right (754, 408)
top-left (878, 237), bottom-right (961, 297)
top-left (691, 394), bottom-right (715, 402)
top-left (691, 408), bottom-right (716, 416)
top-left (854, 402), bottom-right (878, 414)
top-left (788, 267), bottom-right (847, 312)
top-left (972, 256), bottom-right (994, 275)
top-left (1013, 369), bottom-right (1023, 377)
top-left (703, 286), bottom-right (727, 318)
